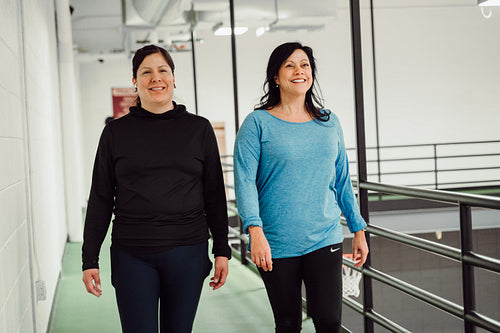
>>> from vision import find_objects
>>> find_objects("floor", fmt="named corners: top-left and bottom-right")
top-left (48, 235), bottom-right (316, 333)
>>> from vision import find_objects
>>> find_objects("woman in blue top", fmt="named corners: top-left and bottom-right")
top-left (234, 42), bottom-right (369, 332)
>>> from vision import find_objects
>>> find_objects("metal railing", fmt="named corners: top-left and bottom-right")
top-left (347, 140), bottom-right (500, 190)
top-left (221, 155), bottom-right (500, 332)
top-left (345, 182), bottom-right (500, 333)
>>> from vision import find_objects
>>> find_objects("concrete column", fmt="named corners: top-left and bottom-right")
top-left (55, 0), bottom-right (84, 242)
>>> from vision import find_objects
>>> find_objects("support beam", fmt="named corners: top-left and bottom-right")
top-left (190, 29), bottom-right (199, 115)
top-left (349, 0), bottom-right (374, 332)
top-left (229, 0), bottom-right (240, 134)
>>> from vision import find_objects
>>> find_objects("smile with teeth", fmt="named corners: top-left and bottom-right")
top-left (150, 87), bottom-right (165, 91)
top-left (291, 79), bottom-right (306, 83)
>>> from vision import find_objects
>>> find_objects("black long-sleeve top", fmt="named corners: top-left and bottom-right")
top-left (82, 103), bottom-right (231, 270)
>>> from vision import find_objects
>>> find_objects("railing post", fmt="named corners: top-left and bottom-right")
top-left (349, 0), bottom-right (374, 332)
top-left (460, 203), bottom-right (476, 333)
top-left (190, 28), bottom-right (199, 115)
top-left (433, 144), bottom-right (438, 189)
top-left (229, 0), bottom-right (240, 134)
top-left (238, 215), bottom-right (248, 265)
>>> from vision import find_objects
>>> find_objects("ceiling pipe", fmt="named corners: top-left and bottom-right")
top-left (265, 0), bottom-right (326, 33)
top-left (123, 0), bottom-right (189, 51)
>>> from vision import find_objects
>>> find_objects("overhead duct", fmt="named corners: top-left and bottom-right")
top-left (123, 0), bottom-right (189, 28)
top-left (263, 0), bottom-right (336, 34)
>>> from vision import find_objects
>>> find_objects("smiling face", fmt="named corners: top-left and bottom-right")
top-left (274, 49), bottom-right (313, 99)
top-left (132, 52), bottom-right (175, 112)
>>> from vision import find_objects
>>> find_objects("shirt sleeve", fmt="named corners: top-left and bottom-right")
top-left (233, 114), bottom-right (263, 234)
top-left (332, 115), bottom-right (367, 233)
top-left (202, 121), bottom-right (232, 259)
top-left (82, 125), bottom-right (116, 270)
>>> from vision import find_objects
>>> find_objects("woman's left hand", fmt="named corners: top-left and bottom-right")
top-left (209, 256), bottom-right (229, 290)
top-left (353, 230), bottom-right (369, 268)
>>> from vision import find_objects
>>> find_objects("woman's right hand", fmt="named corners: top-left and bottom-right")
top-left (82, 268), bottom-right (102, 297)
top-left (248, 226), bottom-right (273, 271)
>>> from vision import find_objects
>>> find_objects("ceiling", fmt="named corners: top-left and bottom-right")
top-left (69, 0), bottom-right (480, 58)
top-left (69, 0), bottom-right (339, 57)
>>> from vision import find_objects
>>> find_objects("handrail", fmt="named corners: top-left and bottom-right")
top-left (365, 223), bottom-right (461, 261)
top-left (222, 156), bottom-right (500, 332)
top-left (346, 139), bottom-right (500, 150)
top-left (360, 181), bottom-right (500, 209)
top-left (346, 140), bottom-right (500, 190)
top-left (343, 260), bottom-right (464, 317)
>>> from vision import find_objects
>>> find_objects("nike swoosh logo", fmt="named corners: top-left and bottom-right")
top-left (330, 247), bottom-right (340, 253)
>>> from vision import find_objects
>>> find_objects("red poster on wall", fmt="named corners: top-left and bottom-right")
top-left (112, 87), bottom-right (136, 119)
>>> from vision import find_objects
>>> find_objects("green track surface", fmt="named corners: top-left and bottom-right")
top-left (49, 235), bottom-right (315, 332)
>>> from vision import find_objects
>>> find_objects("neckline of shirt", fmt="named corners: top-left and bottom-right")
top-left (260, 109), bottom-right (315, 125)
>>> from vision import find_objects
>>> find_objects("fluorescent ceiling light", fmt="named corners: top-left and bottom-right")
top-left (213, 26), bottom-right (248, 36)
top-left (478, 0), bottom-right (500, 6)
top-left (256, 26), bottom-right (271, 37)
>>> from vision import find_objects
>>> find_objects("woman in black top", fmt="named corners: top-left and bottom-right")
top-left (82, 44), bottom-right (231, 333)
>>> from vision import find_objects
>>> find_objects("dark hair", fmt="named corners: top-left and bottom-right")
top-left (255, 42), bottom-right (329, 121)
top-left (132, 44), bottom-right (175, 106)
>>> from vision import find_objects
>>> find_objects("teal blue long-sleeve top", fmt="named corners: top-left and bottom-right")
top-left (233, 109), bottom-right (367, 258)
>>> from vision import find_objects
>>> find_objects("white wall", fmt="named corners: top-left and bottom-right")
top-left (78, 3), bottom-right (500, 197)
top-left (0, 0), bottom-right (34, 331)
top-left (367, 6), bottom-right (500, 146)
top-left (0, 0), bottom-right (69, 332)
top-left (0, 1), bottom-right (35, 332)
top-left (22, 0), bottom-right (69, 331)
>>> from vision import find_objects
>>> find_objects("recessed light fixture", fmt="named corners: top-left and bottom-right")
top-left (256, 26), bottom-right (271, 37)
top-left (478, 0), bottom-right (500, 6)
top-left (213, 26), bottom-right (248, 36)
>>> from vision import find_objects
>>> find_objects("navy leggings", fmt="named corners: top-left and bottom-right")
top-left (110, 241), bottom-right (212, 333)
top-left (259, 243), bottom-right (343, 333)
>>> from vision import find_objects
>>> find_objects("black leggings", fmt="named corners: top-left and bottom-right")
top-left (110, 242), bottom-right (212, 333)
top-left (259, 243), bottom-right (343, 333)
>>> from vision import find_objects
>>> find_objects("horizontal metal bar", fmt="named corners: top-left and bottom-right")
top-left (228, 225), bottom-right (248, 243)
top-left (227, 205), bottom-right (238, 214)
top-left (365, 309), bottom-right (411, 333)
top-left (366, 224), bottom-right (461, 261)
top-left (463, 252), bottom-right (500, 274)
top-left (368, 267), bottom-right (464, 318)
top-left (434, 180), bottom-right (500, 187)
top-left (346, 140), bottom-right (500, 150)
top-left (437, 166), bottom-right (500, 173)
top-left (354, 157), bottom-right (435, 163)
top-left (349, 153), bottom-right (500, 164)
top-left (428, 153), bottom-right (500, 160)
top-left (374, 169), bottom-right (438, 176)
top-left (466, 310), bottom-right (500, 333)
top-left (361, 178), bottom-right (500, 189)
top-left (342, 295), bottom-right (363, 314)
top-left (387, 180), bottom-right (500, 189)
top-left (342, 297), bottom-right (411, 333)
top-left (343, 261), bottom-right (464, 318)
top-left (364, 167), bottom-right (500, 177)
top-left (341, 325), bottom-right (354, 333)
top-left (346, 223), bottom-right (500, 275)
top-left (360, 181), bottom-right (500, 209)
